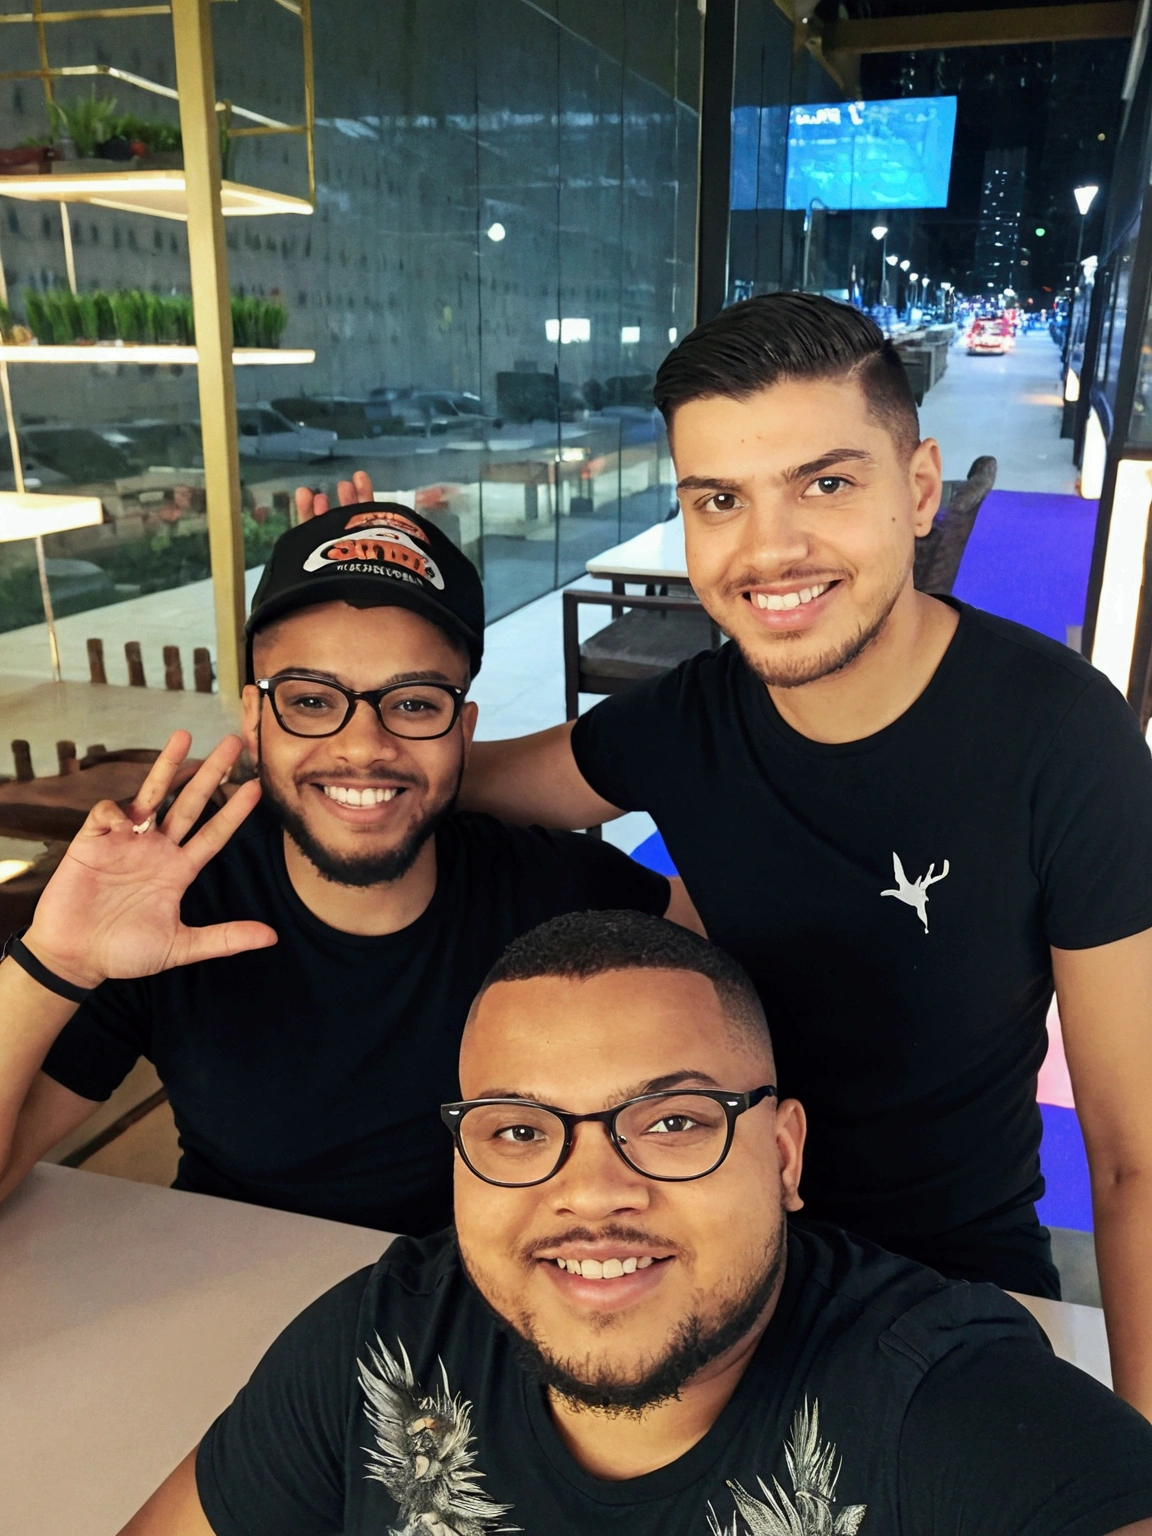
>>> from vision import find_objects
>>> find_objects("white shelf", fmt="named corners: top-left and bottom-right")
top-left (0, 172), bottom-right (313, 222)
top-left (0, 345), bottom-right (314, 366)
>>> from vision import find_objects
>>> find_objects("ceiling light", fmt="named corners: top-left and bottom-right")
top-left (900, 259), bottom-right (910, 271)
top-left (1074, 184), bottom-right (1100, 217)
top-left (885, 254), bottom-right (899, 266)
top-left (486, 222), bottom-right (506, 242)
top-left (620, 325), bottom-right (640, 344)
top-left (0, 858), bottom-right (33, 886)
top-left (870, 225), bottom-right (888, 240)
top-left (668, 327), bottom-right (678, 343)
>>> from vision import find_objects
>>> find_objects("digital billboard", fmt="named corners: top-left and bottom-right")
top-left (784, 96), bottom-right (957, 211)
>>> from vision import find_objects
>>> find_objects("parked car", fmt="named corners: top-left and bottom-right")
top-left (236, 404), bottom-right (337, 461)
top-left (99, 419), bottom-right (204, 472)
top-left (272, 396), bottom-right (397, 441)
top-left (966, 317), bottom-right (1012, 356)
top-left (1, 425), bottom-right (135, 490)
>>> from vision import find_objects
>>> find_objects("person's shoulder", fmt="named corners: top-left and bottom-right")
top-left (792, 1221), bottom-right (1045, 1364)
top-left (955, 602), bottom-right (1109, 706)
top-left (370, 1226), bottom-right (463, 1299)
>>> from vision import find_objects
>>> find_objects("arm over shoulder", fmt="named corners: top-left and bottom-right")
top-left (898, 1337), bottom-right (1152, 1536)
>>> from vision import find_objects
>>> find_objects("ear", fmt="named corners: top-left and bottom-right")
top-left (909, 436), bottom-right (943, 538)
top-left (775, 1097), bottom-right (806, 1214)
top-left (240, 684), bottom-right (262, 760)
top-left (459, 699), bottom-right (479, 761)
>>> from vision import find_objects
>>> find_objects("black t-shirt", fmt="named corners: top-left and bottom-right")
top-left (570, 603), bottom-right (1152, 1243)
top-left (196, 1221), bottom-right (1152, 1536)
top-left (42, 806), bottom-right (668, 1234)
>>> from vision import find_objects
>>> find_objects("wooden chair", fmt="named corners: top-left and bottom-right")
top-left (914, 455), bottom-right (997, 596)
top-left (563, 587), bottom-right (723, 723)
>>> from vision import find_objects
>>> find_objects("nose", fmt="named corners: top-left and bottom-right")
top-left (333, 698), bottom-right (404, 765)
top-left (740, 497), bottom-right (813, 573)
top-left (547, 1120), bottom-right (652, 1220)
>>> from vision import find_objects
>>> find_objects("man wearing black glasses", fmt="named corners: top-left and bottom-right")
top-left (0, 506), bottom-right (685, 1234)
top-left (121, 911), bottom-right (1152, 1535)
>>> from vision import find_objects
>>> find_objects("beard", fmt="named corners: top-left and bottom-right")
top-left (728, 561), bottom-right (908, 690)
top-left (258, 752), bottom-right (461, 888)
top-left (460, 1219), bottom-right (786, 1417)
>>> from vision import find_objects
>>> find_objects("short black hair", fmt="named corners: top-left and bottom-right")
top-left (478, 909), bottom-right (772, 1061)
top-left (654, 291), bottom-right (919, 459)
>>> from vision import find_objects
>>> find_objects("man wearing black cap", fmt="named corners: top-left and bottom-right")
top-left (0, 504), bottom-right (686, 1235)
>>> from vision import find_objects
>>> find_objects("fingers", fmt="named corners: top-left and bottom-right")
top-left (180, 777), bottom-right (263, 875)
top-left (294, 485), bottom-right (316, 522)
top-left (76, 797), bottom-right (136, 840)
top-left (158, 736), bottom-right (245, 846)
top-left (173, 918), bottom-right (278, 968)
top-left (128, 731), bottom-right (193, 825)
top-left (336, 470), bottom-right (375, 506)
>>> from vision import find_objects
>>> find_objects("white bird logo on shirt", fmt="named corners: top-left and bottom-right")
top-left (881, 851), bottom-right (950, 934)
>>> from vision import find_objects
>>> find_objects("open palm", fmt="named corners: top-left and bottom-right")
top-left (26, 732), bottom-right (276, 990)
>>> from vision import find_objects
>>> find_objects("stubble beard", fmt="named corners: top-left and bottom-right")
top-left (459, 1220), bottom-right (786, 1418)
top-left (258, 754), bottom-right (462, 888)
top-left (732, 563), bottom-right (908, 691)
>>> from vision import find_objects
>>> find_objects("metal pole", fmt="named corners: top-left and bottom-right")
top-left (880, 232), bottom-right (888, 305)
top-left (0, 360), bottom-right (61, 680)
top-left (59, 203), bottom-right (77, 294)
top-left (172, 0), bottom-right (245, 699)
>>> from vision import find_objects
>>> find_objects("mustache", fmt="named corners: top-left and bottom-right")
top-left (520, 1223), bottom-right (685, 1264)
top-left (293, 768), bottom-right (426, 790)
top-left (720, 567), bottom-right (847, 599)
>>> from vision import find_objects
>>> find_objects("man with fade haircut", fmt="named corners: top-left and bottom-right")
top-left (300, 296), bottom-right (1152, 1422)
top-left (0, 504), bottom-right (696, 1237)
top-left (120, 911), bottom-right (1152, 1536)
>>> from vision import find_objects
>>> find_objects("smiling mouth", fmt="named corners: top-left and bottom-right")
top-left (745, 580), bottom-right (837, 611)
top-left (320, 784), bottom-right (403, 807)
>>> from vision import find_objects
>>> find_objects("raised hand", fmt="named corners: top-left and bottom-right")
top-left (294, 467), bottom-right (376, 523)
top-left (24, 732), bottom-right (276, 991)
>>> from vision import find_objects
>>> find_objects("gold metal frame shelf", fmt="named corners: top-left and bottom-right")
top-left (0, 171), bottom-right (312, 221)
top-left (0, 344), bottom-right (314, 364)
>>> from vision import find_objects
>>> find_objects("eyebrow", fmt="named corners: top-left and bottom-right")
top-left (677, 448), bottom-right (876, 496)
top-left (273, 667), bottom-right (457, 688)
top-left (471, 1070), bottom-right (723, 1106)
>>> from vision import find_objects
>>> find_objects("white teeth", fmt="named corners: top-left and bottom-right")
top-left (752, 582), bottom-right (831, 612)
top-left (322, 785), bottom-right (399, 807)
top-left (554, 1255), bottom-right (655, 1278)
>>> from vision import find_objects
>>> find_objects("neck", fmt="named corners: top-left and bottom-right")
top-left (767, 587), bottom-right (959, 745)
top-left (282, 831), bottom-right (438, 936)
top-left (546, 1280), bottom-right (783, 1481)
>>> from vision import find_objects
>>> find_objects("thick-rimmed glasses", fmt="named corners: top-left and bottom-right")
top-left (440, 1086), bottom-right (775, 1187)
top-left (257, 672), bottom-right (465, 740)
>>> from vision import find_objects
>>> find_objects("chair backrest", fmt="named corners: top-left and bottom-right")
top-left (913, 454), bottom-right (997, 595)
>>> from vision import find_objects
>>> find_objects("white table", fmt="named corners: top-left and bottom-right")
top-left (0, 1165), bottom-right (390, 1535)
top-left (0, 1166), bottom-right (1112, 1534)
top-left (585, 512), bottom-right (688, 583)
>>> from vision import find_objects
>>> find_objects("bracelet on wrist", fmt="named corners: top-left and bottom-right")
top-left (1, 928), bottom-right (94, 1004)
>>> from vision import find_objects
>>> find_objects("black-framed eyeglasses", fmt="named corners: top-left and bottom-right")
top-left (440, 1085), bottom-right (776, 1188)
top-left (257, 671), bottom-right (466, 741)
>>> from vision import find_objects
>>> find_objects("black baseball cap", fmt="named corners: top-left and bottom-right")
top-left (245, 501), bottom-right (485, 680)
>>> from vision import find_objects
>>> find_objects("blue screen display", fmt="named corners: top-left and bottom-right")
top-left (785, 97), bottom-right (957, 211)
top-left (730, 97), bottom-right (957, 212)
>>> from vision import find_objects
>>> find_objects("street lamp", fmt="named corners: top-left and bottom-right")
top-left (900, 258), bottom-right (910, 271)
top-left (871, 224), bottom-right (889, 304)
top-left (1073, 184), bottom-right (1100, 273)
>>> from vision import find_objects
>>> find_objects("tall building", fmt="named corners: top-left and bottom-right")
top-left (972, 147), bottom-right (1027, 294)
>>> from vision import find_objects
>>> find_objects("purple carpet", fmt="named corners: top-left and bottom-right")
top-left (951, 488), bottom-right (1098, 642)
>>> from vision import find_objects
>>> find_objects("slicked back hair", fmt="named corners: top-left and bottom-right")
top-left (654, 292), bottom-right (920, 460)
top-left (476, 909), bottom-right (773, 1064)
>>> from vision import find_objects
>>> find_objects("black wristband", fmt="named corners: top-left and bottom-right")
top-left (1, 928), bottom-right (93, 1004)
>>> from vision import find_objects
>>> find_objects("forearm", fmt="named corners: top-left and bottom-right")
top-left (1093, 1168), bottom-right (1152, 1420)
top-left (0, 957), bottom-right (81, 1170)
top-left (462, 725), bottom-right (622, 829)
